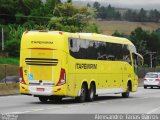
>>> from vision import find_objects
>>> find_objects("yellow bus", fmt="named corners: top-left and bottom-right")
top-left (19, 31), bottom-right (143, 103)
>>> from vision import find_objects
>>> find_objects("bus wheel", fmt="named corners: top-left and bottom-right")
top-left (122, 82), bottom-right (131, 98)
top-left (144, 86), bottom-right (147, 89)
top-left (77, 84), bottom-right (87, 103)
top-left (87, 83), bottom-right (96, 102)
top-left (50, 97), bottom-right (63, 103)
top-left (39, 96), bottom-right (48, 103)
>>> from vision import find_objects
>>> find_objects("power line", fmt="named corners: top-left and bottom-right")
top-left (0, 14), bottom-right (52, 19)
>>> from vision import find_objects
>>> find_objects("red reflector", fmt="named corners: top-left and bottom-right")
top-left (56, 68), bottom-right (66, 86)
top-left (19, 67), bottom-right (26, 84)
top-left (156, 78), bottom-right (160, 81)
top-left (144, 78), bottom-right (147, 80)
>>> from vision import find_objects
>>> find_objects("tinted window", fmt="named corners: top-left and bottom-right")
top-left (122, 44), bottom-right (131, 64)
top-left (69, 38), bottom-right (130, 63)
top-left (145, 74), bottom-right (158, 78)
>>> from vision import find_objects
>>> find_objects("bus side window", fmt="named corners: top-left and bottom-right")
top-left (70, 39), bottom-right (73, 48)
top-left (122, 45), bottom-right (131, 64)
top-left (69, 38), bottom-right (78, 58)
top-left (132, 53), bottom-right (137, 66)
top-left (137, 55), bottom-right (143, 67)
top-left (132, 53), bottom-right (143, 67)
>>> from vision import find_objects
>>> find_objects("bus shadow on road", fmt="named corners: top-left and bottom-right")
top-left (146, 87), bottom-right (160, 89)
top-left (30, 95), bottom-right (134, 105)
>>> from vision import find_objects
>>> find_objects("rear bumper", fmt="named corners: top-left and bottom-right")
top-left (29, 85), bottom-right (53, 96)
top-left (144, 81), bottom-right (160, 86)
top-left (144, 85), bottom-right (160, 88)
top-left (20, 83), bottom-right (67, 96)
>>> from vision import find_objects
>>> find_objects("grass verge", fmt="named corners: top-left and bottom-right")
top-left (0, 83), bottom-right (19, 96)
top-left (0, 64), bottom-right (19, 80)
top-left (0, 57), bottom-right (19, 65)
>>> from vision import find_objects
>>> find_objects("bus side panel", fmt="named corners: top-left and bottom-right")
top-left (122, 62), bottom-right (136, 92)
top-left (67, 57), bottom-right (124, 97)
top-left (66, 74), bottom-right (76, 96)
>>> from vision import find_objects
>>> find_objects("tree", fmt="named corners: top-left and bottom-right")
top-left (5, 25), bottom-right (25, 57)
top-left (98, 6), bottom-right (107, 19)
top-left (45, 0), bottom-right (61, 11)
top-left (48, 3), bottom-right (96, 32)
top-left (94, 3), bottom-right (121, 20)
top-left (149, 9), bottom-right (160, 22)
top-left (138, 8), bottom-right (147, 22)
top-left (0, 0), bottom-right (61, 25)
top-left (93, 1), bottom-right (100, 11)
top-left (124, 9), bottom-right (138, 21)
top-left (112, 30), bottom-right (125, 37)
top-left (84, 23), bottom-right (101, 33)
top-left (130, 27), bottom-right (149, 55)
top-left (1, 0), bottom-right (100, 57)
top-left (67, 0), bottom-right (72, 3)
top-left (106, 4), bottom-right (114, 19)
top-left (87, 3), bottom-right (91, 8)
top-left (0, 0), bottom-right (19, 24)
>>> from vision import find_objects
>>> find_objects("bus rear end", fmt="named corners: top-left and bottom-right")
top-left (20, 31), bottom-right (68, 102)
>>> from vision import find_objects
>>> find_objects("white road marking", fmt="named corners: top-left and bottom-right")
top-left (8, 111), bottom-right (31, 114)
top-left (32, 109), bottom-right (44, 111)
top-left (7, 106), bottom-right (74, 114)
top-left (67, 105), bottom-right (82, 108)
top-left (146, 106), bottom-right (160, 114)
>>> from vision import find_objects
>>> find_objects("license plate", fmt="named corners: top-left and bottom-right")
top-left (149, 79), bottom-right (153, 81)
top-left (37, 88), bottom-right (45, 92)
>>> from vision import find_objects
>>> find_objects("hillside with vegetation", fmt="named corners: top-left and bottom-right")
top-left (84, 1), bottom-right (160, 22)
top-left (95, 20), bottom-right (160, 35)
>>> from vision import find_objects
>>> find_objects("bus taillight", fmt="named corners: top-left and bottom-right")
top-left (19, 67), bottom-right (26, 84)
top-left (56, 68), bottom-right (66, 86)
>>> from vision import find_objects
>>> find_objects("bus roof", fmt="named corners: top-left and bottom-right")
top-left (68, 32), bottom-right (134, 46)
top-left (23, 31), bottom-right (134, 46)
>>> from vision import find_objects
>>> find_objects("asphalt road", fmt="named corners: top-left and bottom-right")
top-left (0, 87), bottom-right (160, 120)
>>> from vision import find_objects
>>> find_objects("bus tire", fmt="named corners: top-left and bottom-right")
top-left (87, 83), bottom-right (96, 102)
top-left (77, 84), bottom-right (87, 103)
top-left (39, 96), bottom-right (48, 103)
top-left (122, 82), bottom-right (131, 98)
top-left (144, 86), bottom-right (147, 89)
top-left (49, 96), bottom-right (62, 103)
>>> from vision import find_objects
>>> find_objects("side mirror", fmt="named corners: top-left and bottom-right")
top-left (137, 54), bottom-right (143, 67)
top-left (132, 52), bottom-right (144, 67)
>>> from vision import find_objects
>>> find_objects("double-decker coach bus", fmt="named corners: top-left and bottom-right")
top-left (19, 31), bottom-right (143, 102)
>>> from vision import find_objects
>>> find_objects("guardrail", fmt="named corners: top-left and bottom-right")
top-left (0, 64), bottom-right (19, 83)
top-left (138, 67), bottom-right (160, 78)
top-left (0, 64), bottom-right (19, 95)
top-left (0, 83), bottom-right (19, 96)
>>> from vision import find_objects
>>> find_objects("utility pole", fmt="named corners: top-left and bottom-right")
top-left (2, 27), bottom-right (4, 51)
top-left (148, 52), bottom-right (156, 68)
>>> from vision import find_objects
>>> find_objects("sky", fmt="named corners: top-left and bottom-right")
top-left (72, 0), bottom-right (160, 10)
